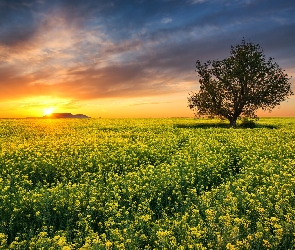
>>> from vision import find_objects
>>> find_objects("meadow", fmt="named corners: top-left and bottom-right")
top-left (0, 117), bottom-right (295, 249)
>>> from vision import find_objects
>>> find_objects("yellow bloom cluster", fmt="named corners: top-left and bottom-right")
top-left (0, 117), bottom-right (295, 249)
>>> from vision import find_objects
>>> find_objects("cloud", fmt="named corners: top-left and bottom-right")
top-left (15, 98), bottom-right (81, 110)
top-left (129, 101), bottom-right (171, 106)
top-left (188, 0), bottom-right (207, 4)
top-left (161, 17), bottom-right (172, 24)
top-left (0, 1), bottom-right (42, 47)
top-left (0, 0), bottom-right (294, 104)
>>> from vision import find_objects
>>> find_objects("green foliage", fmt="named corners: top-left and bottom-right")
top-left (0, 118), bottom-right (295, 249)
top-left (239, 118), bottom-right (256, 128)
top-left (188, 39), bottom-right (293, 127)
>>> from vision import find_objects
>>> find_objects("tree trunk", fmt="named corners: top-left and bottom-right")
top-left (229, 118), bottom-right (237, 128)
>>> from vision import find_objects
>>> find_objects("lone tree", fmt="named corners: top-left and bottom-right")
top-left (188, 39), bottom-right (293, 127)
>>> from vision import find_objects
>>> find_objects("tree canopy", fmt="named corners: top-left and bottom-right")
top-left (188, 39), bottom-right (293, 127)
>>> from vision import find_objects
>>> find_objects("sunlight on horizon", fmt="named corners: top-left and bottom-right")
top-left (43, 107), bottom-right (55, 116)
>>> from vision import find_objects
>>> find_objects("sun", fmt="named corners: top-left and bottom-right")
top-left (43, 107), bottom-right (54, 116)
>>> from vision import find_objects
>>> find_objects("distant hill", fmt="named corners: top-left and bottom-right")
top-left (43, 113), bottom-right (91, 118)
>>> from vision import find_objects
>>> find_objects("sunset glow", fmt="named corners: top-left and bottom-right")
top-left (43, 108), bottom-right (55, 116)
top-left (0, 1), bottom-right (294, 118)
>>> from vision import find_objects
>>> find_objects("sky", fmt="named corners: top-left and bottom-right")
top-left (0, 0), bottom-right (294, 118)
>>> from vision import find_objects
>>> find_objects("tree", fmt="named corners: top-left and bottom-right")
top-left (188, 39), bottom-right (293, 127)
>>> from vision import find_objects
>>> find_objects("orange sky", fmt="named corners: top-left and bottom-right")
top-left (0, 1), bottom-right (294, 118)
top-left (0, 92), bottom-right (294, 119)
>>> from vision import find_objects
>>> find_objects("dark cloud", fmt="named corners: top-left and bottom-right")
top-left (0, 0), bottom-right (294, 101)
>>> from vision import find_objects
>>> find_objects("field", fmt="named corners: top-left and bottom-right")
top-left (1, 117), bottom-right (295, 249)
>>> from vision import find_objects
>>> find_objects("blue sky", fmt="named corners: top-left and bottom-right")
top-left (0, 0), bottom-right (294, 117)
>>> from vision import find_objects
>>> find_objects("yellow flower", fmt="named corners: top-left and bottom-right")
top-left (62, 246), bottom-right (72, 250)
top-left (263, 239), bottom-right (271, 248)
top-left (226, 243), bottom-right (236, 250)
top-left (105, 241), bottom-right (112, 249)
top-left (0, 233), bottom-right (7, 246)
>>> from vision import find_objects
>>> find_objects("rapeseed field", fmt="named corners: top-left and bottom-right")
top-left (0, 118), bottom-right (295, 249)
